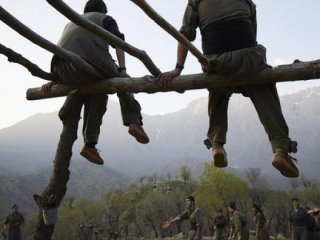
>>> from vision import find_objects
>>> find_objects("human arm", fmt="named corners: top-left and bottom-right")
top-left (3, 216), bottom-right (9, 229)
top-left (102, 15), bottom-right (128, 77)
top-left (158, 42), bottom-right (188, 88)
top-left (162, 215), bottom-right (181, 229)
top-left (115, 47), bottom-right (129, 77)
top-left (158, 0), bottom-right (199, 88)
top-left (41, 81), bottom-right (58, 94)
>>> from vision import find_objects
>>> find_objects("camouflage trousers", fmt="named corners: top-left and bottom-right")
top-left (54, 58), bottom-right (142, 146)
top-left (292, 226), bottom-right (308, 240)
top-left (205, 45), bottom-right (295, 153)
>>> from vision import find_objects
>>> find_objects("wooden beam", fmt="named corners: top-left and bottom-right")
top-left (26, 59), bottom-right (320, 100)
top-left (0, 6), bottom-right (104, 77)
top-left (130, 0), bottom-right (209, 66)
top-left (0, 43), bottom-right (59, 81)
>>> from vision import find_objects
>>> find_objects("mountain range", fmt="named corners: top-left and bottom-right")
top-left (1, 87), bottom-right (320, 213)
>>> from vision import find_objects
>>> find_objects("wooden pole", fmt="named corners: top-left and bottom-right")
top-left (26, 59), bottom-right (320, 100)
top-left (0, 6), bottom-right (103, 77)
top-left (0, 43), bottom-right (59, 81)
top-left (130, 0), bottom-right (209, 67)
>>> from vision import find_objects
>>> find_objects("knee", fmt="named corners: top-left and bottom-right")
top-left (58, 106), bottom-right (81, 125)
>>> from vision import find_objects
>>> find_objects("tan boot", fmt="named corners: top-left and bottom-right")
top-left (80, 146), bottom-right (104, 165)
top-left (128, 123), bottom-right (150, 144)
top-left (272, 149), bottom-right (299, 178)
top-left (212, 143), bottom-right (228, 168)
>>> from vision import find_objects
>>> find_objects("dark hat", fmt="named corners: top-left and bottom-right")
top-left (229, 201), bottom-right (236, 209)
top-left (185, 196), bottom-right (195, 203)
top-left (84, 0), bottom-right (107, 14)
top-left (11, 204), bottom-right (19, 209)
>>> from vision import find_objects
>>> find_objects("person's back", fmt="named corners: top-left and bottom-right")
top-left (44, 0), bottom-right (149, 166)
top-left (197, 0), bottom-right (253, 31)
top-left (214, 210), bottom-right (228, 240)
top-left (57, 12), bottom-right (116, 77)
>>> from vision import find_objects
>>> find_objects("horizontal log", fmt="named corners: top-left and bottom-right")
top-left (26, 60), bottom-right (320, 100)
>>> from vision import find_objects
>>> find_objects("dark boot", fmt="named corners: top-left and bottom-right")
top-left (80, 146), bottom-right (104, 165)
top-left (272, 149), bottom-right (299, 178)
top-left (128, 123), bottom-right (150, 144)
top-left (212, 143), bottom-right (228, 168)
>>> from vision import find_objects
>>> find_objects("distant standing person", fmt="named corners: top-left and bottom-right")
top-left (228, 202), bottom-right (249, 240)
top-left (252, 203), bottom-right (269, 240)
top-left (213, 209), bottom-right (228, 240)
top-left (163, 196), bottom-right (202, 240)
top-left (3, 204), bottom-right (24, 240)
top-left (288, 198), bottom-right (308, 240)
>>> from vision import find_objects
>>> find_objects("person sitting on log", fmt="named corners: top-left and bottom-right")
top-left (42, 0), bottom-right (149, 165)
top-left (158, 0), bottom-right (299, 178)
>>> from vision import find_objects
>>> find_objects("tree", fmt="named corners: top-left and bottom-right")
top-left (195, 163), bottom-right (250, 211)
top-left (180, 166), bottom-right (192, 185)
top-left (246, 168), bottom-right (268, 206)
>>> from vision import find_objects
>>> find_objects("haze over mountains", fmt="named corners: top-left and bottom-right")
top-left (1, 87), bottom-right (320, 212)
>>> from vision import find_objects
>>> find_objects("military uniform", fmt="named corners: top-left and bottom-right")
top-left (289, 207), bottom-right (308, 240)
top-left (3, 212), bottom-right (24, 240)
top-left (314, 214), bottom-right (320, 240)
top-left (214, 214), bottom-right (228, 240)
top-left (230, 210), bottom-right (249, 240)
top-left (180, 0), bottom-right (296, 154)
top-left (254, 212), bottom-right (269, 240)
top-left (179, 208), bottom-right (203, 240)
top-left (52, 12), bottom-right (143, 148)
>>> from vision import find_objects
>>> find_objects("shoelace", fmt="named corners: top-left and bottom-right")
top-left (89, 147), bottom-right (101, 155)
top-left (289, 155), bottom-right (298, 164)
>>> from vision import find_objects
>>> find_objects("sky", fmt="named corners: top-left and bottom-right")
top-left (1, 0), bottom-right (320, 129)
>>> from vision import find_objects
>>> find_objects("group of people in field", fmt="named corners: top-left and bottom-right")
top-left (163, 196), bottom-right (320, 240)
top-left (1, 197), bottom-right (320, 240)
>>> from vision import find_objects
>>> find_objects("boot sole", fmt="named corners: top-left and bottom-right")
top-left (213, 152), bottom-right (228, 168)
top-left (129, 128), bottom-right (150, 144)
top-left (80, 151), bottom-right (104, 165)
top-left (272, 158), bottom-right (299, 178)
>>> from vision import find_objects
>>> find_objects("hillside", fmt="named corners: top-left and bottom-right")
top-left (1, 87), bottom-right (320, 212)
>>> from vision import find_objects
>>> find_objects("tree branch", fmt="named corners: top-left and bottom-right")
top-left (46, 0), bottom-right (161, 76)
top-left (0, 6), bottom-right (103, 78)
top-left (130, 0), bottom-right (209, 66)
top-left (26, 59), bottom-right (320, 100)
top-left (0, 43), bottom-right (59, 81)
